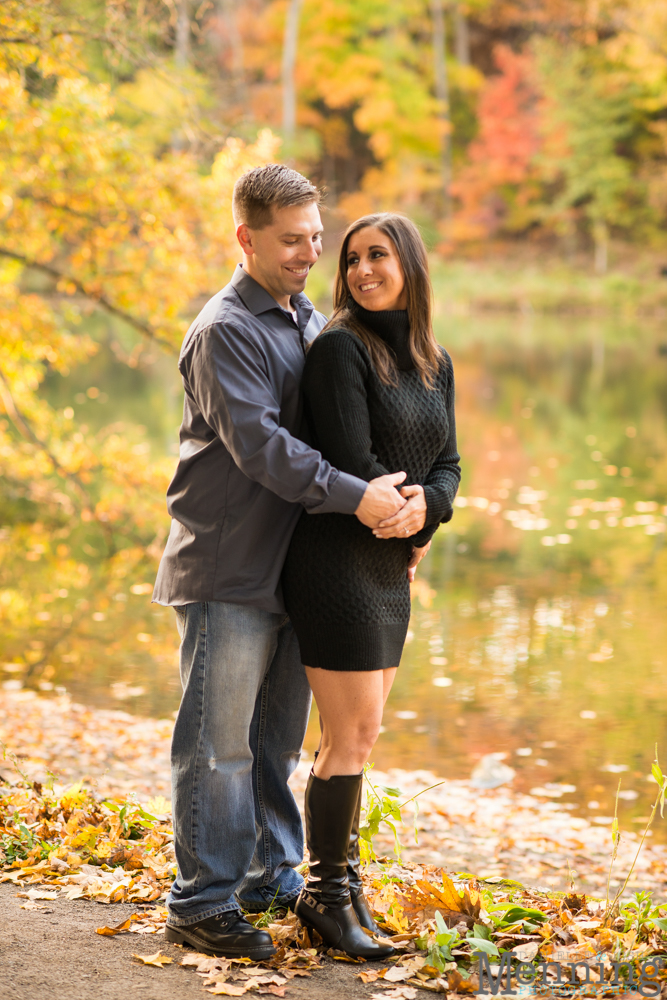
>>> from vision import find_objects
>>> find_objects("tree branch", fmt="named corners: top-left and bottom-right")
top-left (18, 191), bottom-right (103, 223)
top-left (0, 248), bottom-right (177, 353)
top-left (0, 367), bottom-right (90, 501)
top-left (0, 367), bottom-right (117, 554)
top-left (0, 29), bottom-right (97, 44)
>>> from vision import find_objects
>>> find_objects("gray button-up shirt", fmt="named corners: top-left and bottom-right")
top-left (153, 265), bottom-right (367, 613)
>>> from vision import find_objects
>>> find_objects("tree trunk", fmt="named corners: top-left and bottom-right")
top-left (220, 0), bottom-right (245, 104)
top-left (590, 326), bottom-right (605, 392)
top-left (282, 0), bottom-right (303, 154)
top-left (593, 219), bottom-right (609, 274)
top-left (454, 5), bottom-right (470, 65)
top-left (175, 0), bottom-right (190, 69)
top-left (431, 0), bottom-right (451, 218)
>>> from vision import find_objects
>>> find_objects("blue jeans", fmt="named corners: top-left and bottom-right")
top-left (166, 601), bottom-right (312, 925)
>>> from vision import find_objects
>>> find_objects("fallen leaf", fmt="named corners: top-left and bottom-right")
top-left (421, 965), bottom-right (443, 979)
top-left (125, 856), bottom-right (145, 871)
top-left (540, 940), bottom-right (598, 963)
top-left (384, 965), bottom-right (413, 982)
top-left (447, 969), bottom-right (476, 994)
top-left (16, 889), bottom-right (59, 900)
top-left (20, 900), bottom-right (49, 910)
top-left (181, 954), bottom-right (231, 974)
top-left (419, 875), bottom-right (462, 913)
top-left (326, 947), bottom-right (365, 962)
top-left (132, 950), bottom-right (173, 967)
top-left (419, 978), bottom-right (449, 993)
top-left (371, 989), bottom-right (418, 1000)
top-left (259, 988), bottom-right (287, 997)
top-left (97, 917), bottom-right (133, 936)
top-left (512, 941), bottom-right (539, 962)
top-left (205, 985), bottom-right (247, 996)
top-left (243, 975), bottom-right (286, 986)
top-left (357, 968), bottom-right (387, 983)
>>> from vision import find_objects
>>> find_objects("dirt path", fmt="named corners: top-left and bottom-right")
top-left (0, 884), bottom-right (370, 1000)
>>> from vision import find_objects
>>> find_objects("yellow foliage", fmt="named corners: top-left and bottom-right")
top-left (60, 783), bottom-right (85, 813)
top-left (0, 8), bottom-right (278, 679)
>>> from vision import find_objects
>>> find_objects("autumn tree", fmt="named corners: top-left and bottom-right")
top-left (449, 45), bottom-right (541, 242)
top-left (0, 0), bottom-right (276, 688)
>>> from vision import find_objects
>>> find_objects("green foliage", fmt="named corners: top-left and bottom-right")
top-left (359, 768), bottom-right (404, 862)
top-left (430, 910), bottom-right (461, 965)
top-left (605, 747), bottom-right (667, 919)
top-left (466, 932), bottom-right (499, 957)
top-left (0, 823), bottom-right (51, 864)
top-left (493, 904), bottom-right (549, 928)
top-left (251, 888), bottom-right (284, 926)
top-left (652, 757), bottom-right (666, 818)
top-left (535, 41), bottom-right (652, 251)
top-left (103, 799), bottom-right (160, 840)
top-left (358, 764), bottom-right (444, 863)
top-left (621, 890), bottom-right (667, 937)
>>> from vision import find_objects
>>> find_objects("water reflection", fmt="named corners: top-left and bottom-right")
top-left (377, 559), bottom-right (666, 835)
top-left (3, 311), bottom-right (667, 837)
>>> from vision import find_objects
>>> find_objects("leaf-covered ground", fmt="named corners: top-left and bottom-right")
top-left (2, 689), bottom-right (667, 997)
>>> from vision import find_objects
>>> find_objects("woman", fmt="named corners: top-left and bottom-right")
top-left (282, 213), bottom-right (460, 958)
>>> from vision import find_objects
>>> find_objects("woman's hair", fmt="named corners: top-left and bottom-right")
top-left (321, 213), bottom-right (441, 387)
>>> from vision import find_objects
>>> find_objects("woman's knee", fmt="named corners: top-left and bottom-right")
top-left (325, 718), bottom-right (381, 759)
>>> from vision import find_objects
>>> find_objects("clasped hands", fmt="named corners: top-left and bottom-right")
top-left (355, 471), bottom-right (430, 580)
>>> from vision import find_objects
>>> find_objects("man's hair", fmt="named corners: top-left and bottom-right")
top-left (232, 163), bottom-right (320, 229)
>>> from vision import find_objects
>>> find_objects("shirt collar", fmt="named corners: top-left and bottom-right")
top-left (231, 264), bottom-right (315, 332)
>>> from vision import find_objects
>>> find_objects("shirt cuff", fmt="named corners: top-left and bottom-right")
top-left (311, 470), bottom-right (367, 515)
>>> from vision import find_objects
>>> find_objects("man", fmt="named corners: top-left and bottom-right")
top-left (153, 163), bottom-right (405, 959)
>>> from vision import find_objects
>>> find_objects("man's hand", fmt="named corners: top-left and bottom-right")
top-left (355, 471), bottom-right (407, 527)
top-left (372, 484), bottom-right (427, 539)
top-left (407, 541), bottom-right (431, 582)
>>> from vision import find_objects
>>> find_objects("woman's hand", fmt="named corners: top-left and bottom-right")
top-left (407, 541), bottom-right (431, 582)
top-left (372, 484), bottom-right (427, 539)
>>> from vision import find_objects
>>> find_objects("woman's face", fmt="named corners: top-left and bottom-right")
top-left (346, 226), bottom-right (407, 311)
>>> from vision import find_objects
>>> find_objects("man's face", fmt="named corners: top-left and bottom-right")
top-left (237, 201), bottom-right (323, 306)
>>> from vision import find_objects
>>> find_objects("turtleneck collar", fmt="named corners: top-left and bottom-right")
top-left (350, 300), bottom-right (414, 371)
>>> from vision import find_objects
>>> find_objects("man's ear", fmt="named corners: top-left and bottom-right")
top-left (236, 223), bottom-right (254, 256)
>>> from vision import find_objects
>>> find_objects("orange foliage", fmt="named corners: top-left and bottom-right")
top-left (450, 46), bottom-right (542, 242)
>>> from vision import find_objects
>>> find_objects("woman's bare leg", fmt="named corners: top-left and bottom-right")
top-left (306, 667), bottom-right (397, 780)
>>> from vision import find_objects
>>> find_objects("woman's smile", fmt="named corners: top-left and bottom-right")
top-left (346, 225), bottom-right (407, 311)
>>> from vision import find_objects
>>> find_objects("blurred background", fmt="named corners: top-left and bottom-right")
top-left (1, 0), bottom-right (667, 835)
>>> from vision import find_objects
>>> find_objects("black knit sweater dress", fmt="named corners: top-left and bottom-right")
top-left (282, 305), bottom-right (461, 671)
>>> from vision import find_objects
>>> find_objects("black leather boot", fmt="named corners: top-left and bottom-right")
top-left (295, 771), bottom-right (394, 960)
top-left (165, 910), bottom-right (275, 959)
top-left (311, 749), bottom-right (392, 938)
top-left (347, 779), bottom-right (392, 938)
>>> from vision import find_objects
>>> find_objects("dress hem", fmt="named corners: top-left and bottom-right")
top-left (294, 620), bottom-right (409, 672)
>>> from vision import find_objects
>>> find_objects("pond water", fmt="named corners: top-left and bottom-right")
top-left (4, 306), bottom-right (667, 840)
